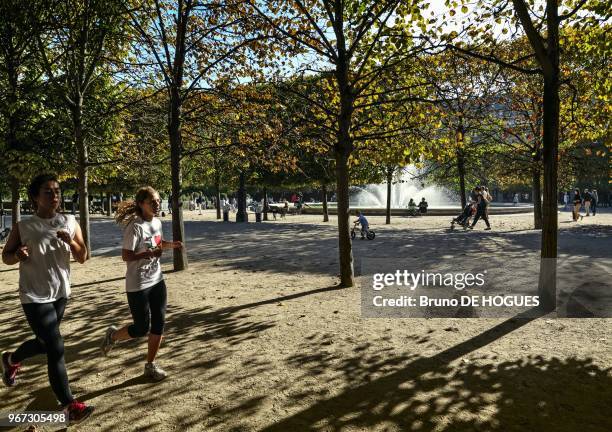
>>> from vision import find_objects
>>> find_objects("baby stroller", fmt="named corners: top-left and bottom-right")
top-left (451, 203), bottom-right (476, 229)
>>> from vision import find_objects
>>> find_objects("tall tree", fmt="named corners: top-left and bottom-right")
top-left (248, 0), bottom-right (436, 286)
top-left (0, 0), bottom-right (44, 224)
top-left (125, 0), bottom-right (264, 269)
top-left (420, 51), bottom-right (502, 208)
top-left (446, 0), bottom-right (609, 310)
top-left (491, 65), bottom-right (545, 228)
top-left (36, 0), bottom-right (129, 256)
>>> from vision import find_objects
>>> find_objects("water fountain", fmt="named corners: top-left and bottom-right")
top-left (349, 167), bottom-right (455, 208)
top-left (302, 165), bottom-right (533, 216)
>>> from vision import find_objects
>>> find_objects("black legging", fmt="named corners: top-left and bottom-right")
top-left (127, 280), bottom-right (167, 338)
top-left (471, 208), bottom-right (490, 228)
top-left (12, 298), bottom-right (73, 406)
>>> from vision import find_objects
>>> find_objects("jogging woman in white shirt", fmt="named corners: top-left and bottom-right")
top-left (100, 186), bottom-right (182, 381)
top-left (1, 173), bottom-right (94, 424)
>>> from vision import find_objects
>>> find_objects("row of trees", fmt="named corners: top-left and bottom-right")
top-left (1, 0), bottom-right (609, 310)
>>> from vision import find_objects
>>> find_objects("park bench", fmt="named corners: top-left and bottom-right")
top-left (267, 203), bottom-right (297, 219)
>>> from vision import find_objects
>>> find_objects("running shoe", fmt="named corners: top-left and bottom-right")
top-left (485, 227), bottom-right (491, 230)
top-left (144, 362), bottom-right (168, 381)
top-left (1, 351), bottom-right (21, 387)
top-left (100, 325), bottom-right (118, 356)
top-left (64, 400), bottom-right (94, 424)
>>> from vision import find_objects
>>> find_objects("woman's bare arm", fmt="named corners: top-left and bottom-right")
top-left (1, 224), bottom-right (28, 265)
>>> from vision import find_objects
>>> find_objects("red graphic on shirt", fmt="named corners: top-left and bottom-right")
top-left (153, 235), bottom-right (162, 247)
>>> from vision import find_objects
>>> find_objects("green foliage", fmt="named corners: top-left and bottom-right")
top-left (1, 0), bottom-right (608, 205)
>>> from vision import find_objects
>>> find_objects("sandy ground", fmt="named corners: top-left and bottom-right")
top-left (1, 209), bottom-right (611, 432)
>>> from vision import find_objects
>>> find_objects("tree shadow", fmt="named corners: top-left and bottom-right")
top-left (86, 218), bottom-right (611, 285)
top-left (77, 375), bottom-right (155, 402)
top-left (2, 216), bottom-right (609, 431)
top-left (0, 267), bottom-right (18, 273)
top-left (261, 310), bottom-right (612, 432)
top-left (0, 280), bottom-right (352, 432)
top-left (71, 276), bottom-right (125, 288)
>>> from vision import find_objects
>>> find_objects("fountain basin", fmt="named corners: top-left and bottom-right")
top-left (301, 203), bottom-right (534, 216)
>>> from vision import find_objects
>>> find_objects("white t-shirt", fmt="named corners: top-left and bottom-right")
top-left (122, 216), bottom-right (164, 292)
top-left (18, 213), bottom-right (76, 304)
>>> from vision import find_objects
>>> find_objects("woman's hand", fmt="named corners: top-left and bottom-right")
top-left (56, 230), bottom-right (72, 245)
top-left (161, 240), bottom-right (183, 250)
top-left (15, 245), bottom-right (30, 262)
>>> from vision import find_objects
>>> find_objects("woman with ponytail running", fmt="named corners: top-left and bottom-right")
top-left (100, 186), bottom-right (182, 381)
top-left (1, 173), bottom-right (94, 424)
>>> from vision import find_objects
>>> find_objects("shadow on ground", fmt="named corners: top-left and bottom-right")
top-left (1, 216), bottom-right (610, 431)
top-left (258, 312), bottom-right (611, 432)
top-left (89, 219), bottom-right (612, 278)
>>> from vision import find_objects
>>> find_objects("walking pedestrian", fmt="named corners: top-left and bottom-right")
top-left (572, 189), bottom-right (582, 221)
top-left (583, 189), bottom-right (592, 216)
top-left (469, 188), bottom-right (491, 230)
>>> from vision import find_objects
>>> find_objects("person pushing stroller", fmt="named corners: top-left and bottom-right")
top-left (468, 186), bottom-right (491, 230)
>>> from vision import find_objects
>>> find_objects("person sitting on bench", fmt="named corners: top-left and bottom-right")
top-left (418, 198), bottom-right (428, 215)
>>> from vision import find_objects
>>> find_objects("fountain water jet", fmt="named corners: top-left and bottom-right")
top-left (349, 166), bottom-right (455, 208)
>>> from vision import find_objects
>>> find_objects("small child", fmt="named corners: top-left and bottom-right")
top-left (354, 210), bottom-right (370, 239)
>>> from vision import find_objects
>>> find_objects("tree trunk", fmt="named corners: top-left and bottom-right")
top-left (73, 102), bottom-right (91, 258)
top-left (169, 89), bottom-right (188, 271)
top-left (335, 151), bottom-right (354, 287)
top-left (456, 147), bottom-right (467, 209)
top-left (537, 77), bottom-right (560, 312)
top-left (10, 176), bottom-right (20, 225)
top-left (334, 43), bottom-right (355, 288)
top-left (106, 192), bottom-right (112, 216)
top-left (263, 187), bottom-right (269, 221)
top-left (532, 159), bottom-right (543, 229)
top-left (0, 190), bottom-right (4, 230)
top-left (6, 54), bottom-right (20, 226)
top-left (236, 170), bottom-right (247, 222)
top-left (322, 183), bottom-right (329, 222)
top-left (385, 166), bottom-right (393, 224)
top-left (215, 175), bottom-right (221, 220)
